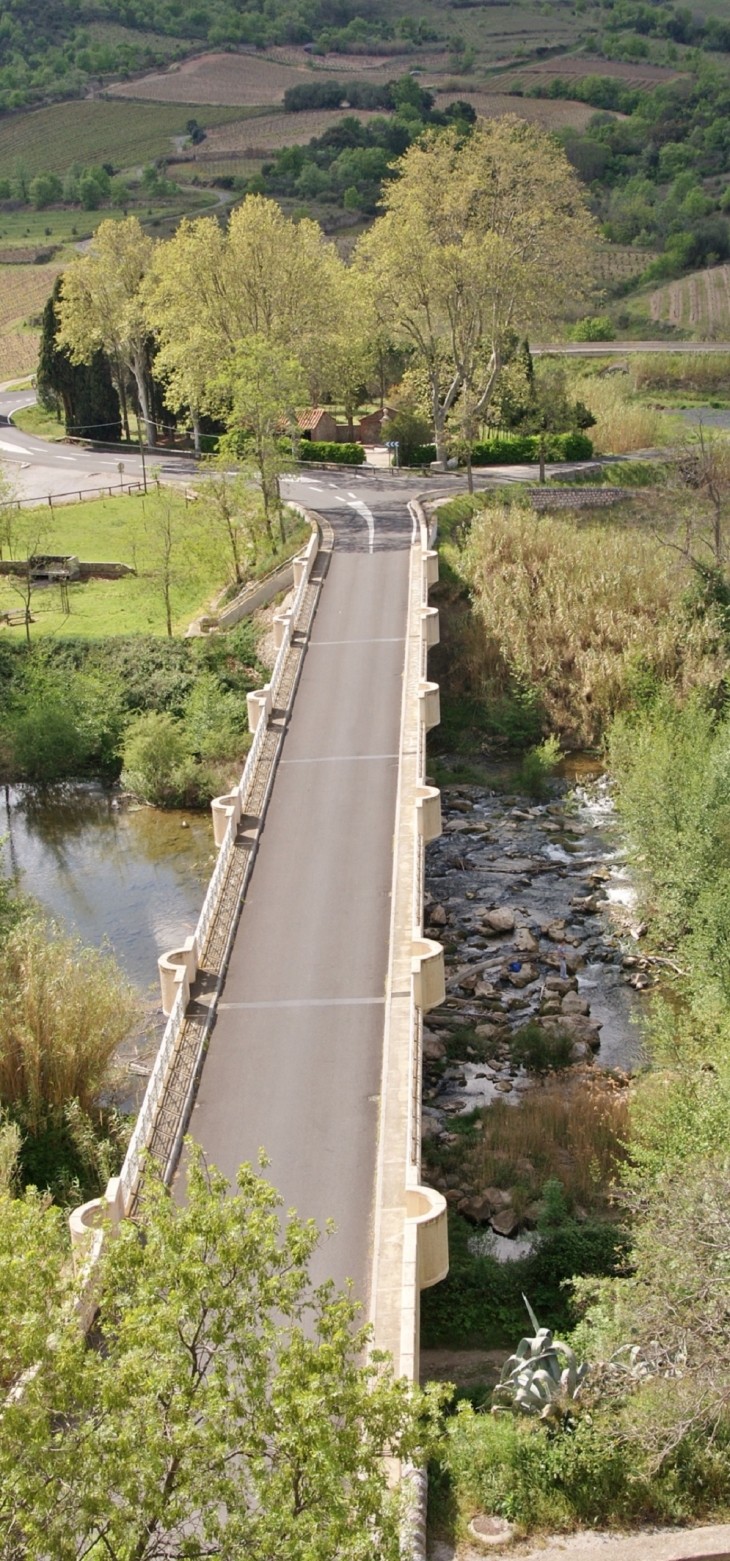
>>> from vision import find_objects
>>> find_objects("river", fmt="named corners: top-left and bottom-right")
top-left (0, 782), bottom-right (214, 1076)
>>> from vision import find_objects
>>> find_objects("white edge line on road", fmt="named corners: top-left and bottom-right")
top-left (217, 997), bottom-right (386, 1010)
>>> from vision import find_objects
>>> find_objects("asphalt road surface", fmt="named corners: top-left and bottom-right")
top-left (184, 488), bottom-right (413, 1302)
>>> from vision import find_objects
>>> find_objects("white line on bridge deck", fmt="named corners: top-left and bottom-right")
top-left (217, 997), bottom-right (387, 1010)
top-left (278, 752), bottom-right (398, 765)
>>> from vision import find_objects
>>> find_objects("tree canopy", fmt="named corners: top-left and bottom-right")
top-left (356, 118), bottom-right (596, 463)
top-left (0, 1149), bottom-right (443, 1560)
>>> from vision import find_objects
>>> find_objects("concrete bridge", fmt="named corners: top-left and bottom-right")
top-left (70, 472), bottom-right (448, 1394)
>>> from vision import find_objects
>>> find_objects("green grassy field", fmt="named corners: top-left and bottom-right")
top-left (0, 100), bottom-right (247, 179)
top-left (0, 491), bottom-right (226, 639)
top-left (0, 490), bottom-right (308, 639)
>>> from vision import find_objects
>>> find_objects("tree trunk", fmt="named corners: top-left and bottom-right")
top-left (466, 450), bottom-right (474, 494)
top-left (192, 410), bottom-right (201, 455)
top-left (131, 354), bottom-right (156, 448)
top-left (433, 403), bottom-right (447, 468)
top-left (115, 356), bottom-right (130, 443)
top-left (539, 432), bottom-right (546, 485)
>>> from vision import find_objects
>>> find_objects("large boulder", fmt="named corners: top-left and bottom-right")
top-left (483, 907), bottom-right (516, 934)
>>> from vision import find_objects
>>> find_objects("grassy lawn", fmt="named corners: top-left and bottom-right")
top-left (0, 490), bottom-right (308, 640)
top-left (13, 405), bottom-right (68, 440)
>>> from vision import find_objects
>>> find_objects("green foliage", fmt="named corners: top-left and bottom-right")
top-left (510, 1021), bottom-right (573, 1073)
top-left (37, 277), bottom-right (122, 440)
top-left (421, 1211), bottom-right (628, 1350)
top-left (0, 1149), bottom-right (446, 1559)
top-left (263, 88), bottom-right (475, 214)
top-left (608, 696), bottom-right (730, 943)
top-left (519, 736), bottom-right (562, 799)
top-left (299, 440), bottom-right (365, 465)
top-left (442, 1403), bottom-right (730, 1533)
top-left (471, 433), bottom-right (594, 465)
top-left (382, 404), bottom-right (433, 465)
top-left (0, 627), bottom-right (266, 794)
top-left (570, 316), bottom-right (615, 342)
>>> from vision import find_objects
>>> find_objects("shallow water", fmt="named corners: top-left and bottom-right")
top-left (0, 782), bottom-right (214, 997)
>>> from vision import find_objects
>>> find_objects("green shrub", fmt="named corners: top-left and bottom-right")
top-left (510, 1021), bottom-right (574, 1073)
top-left (120, 711), bottom-right (191, 806)
top-left (298, 441), bottom-right (365, 465)
top-left (471, 433), bottom-right (593, 465)
top-left (569, 315), bottom-right (615, 342)
top-left (519, 735), bottom-right (562, 798)
top-left (405, 443), bottom-right (437, 466)
top-left (421, 1211), bottom-right (627, 1349)
top-left (441, 1403), bottom-right (730, 1533)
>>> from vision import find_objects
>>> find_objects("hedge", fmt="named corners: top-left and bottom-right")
top-left (471, 431), bottom-right (593, 464)
top-left (298, 441), bottom-right (365, 465)
top-left (404, 444), bottom-right (437, 466)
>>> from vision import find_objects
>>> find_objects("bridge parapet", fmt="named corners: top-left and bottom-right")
top-left (369, 496), bottom-right (449, 1409)
top-left (69, 507), bottom-right (327, 1245)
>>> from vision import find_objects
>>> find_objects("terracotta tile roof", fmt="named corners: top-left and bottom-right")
top-left (297, 408), bottom-right (332, 430)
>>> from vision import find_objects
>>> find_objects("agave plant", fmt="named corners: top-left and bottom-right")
top-left (491, 1295), bottom-right (589, 1420)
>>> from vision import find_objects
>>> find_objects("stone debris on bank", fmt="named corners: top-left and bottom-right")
top-left (420, 775), bottom-right (645, 1240)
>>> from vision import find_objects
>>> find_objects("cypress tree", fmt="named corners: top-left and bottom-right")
top-left (37, 278), bottom-right (122, 443)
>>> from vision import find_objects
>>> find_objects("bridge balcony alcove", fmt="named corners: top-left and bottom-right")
top-left (158, 936), bottom-right (197, 1016)
top-left (411, 936), bottom-right (445, 1013)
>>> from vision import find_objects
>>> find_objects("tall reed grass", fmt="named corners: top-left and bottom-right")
top-left (470, 1074), bottom-right (629, 1214)
top-left (630, 353), bottom-right (730, 396)
top-left (580, 376), bottom-right (670, 454)
top-left (462, 502), bottom-right (723, 745)
top-left (0, 918), bottom-right (139, 1133)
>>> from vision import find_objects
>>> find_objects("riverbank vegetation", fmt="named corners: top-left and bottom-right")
top-left (0, 860), bottom-right (140, 1204)
top-left (431, 478), bottom-right (729, 755)
top-left (426, 459), bottom-right (730, 1541)
top-left (0, 617), bottom-right (268, 801)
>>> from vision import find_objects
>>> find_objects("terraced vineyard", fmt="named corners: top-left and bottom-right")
top-left (649, 266), bottom-right (730, 338)
top-left (594, 246), bottom-right (659, 283)
top-left (0, 261), bottom-right (63, 383)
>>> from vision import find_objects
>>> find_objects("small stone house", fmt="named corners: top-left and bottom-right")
top-left (358, 407), bottom-right (396, 445)
top-left (297, 408), bottom-right (338, 442)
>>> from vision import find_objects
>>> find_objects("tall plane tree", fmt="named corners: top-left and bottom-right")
top-left (356, 118), bottom-right (596, 466)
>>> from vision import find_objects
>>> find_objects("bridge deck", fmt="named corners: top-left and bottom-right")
top-left (182, 502), bottom-right (411, 1299)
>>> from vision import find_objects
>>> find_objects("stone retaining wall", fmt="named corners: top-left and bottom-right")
top-left (529, 487), bottom-right (634, 510)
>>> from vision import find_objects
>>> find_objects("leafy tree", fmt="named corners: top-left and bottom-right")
top-left (222, 197), bottom-right (341, 399)
top-left (357, 120), bottom-right (596, 465)
top-left (0, 1149), bottom-right (443, 1559)
top-left (222, 336), bottom-right (304, 543)
top-left (142, 216), bottom-right (227, 453)
top-left (57, 216), bottom-right (158, 445)
top-left (28, 171), bottom-right (61, 209)
top-left (195, 460), bottom-right (268, 583)
top-left (37, 277), bottom-right (121, 442)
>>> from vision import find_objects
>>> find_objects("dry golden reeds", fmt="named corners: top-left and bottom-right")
top-left (472, 1074), bottom-right (629, 1214)
top-left (580, 376), bottom-right (670, 454)
top-left (461, 502), bottom-right (722, 745)
top-left (0, 917), bottom-right (139, 1133)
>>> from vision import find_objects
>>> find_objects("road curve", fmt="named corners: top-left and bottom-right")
top-left (182, 488), bottom-right (412, 1300)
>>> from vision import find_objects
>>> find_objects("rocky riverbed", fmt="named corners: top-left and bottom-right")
top-left (420, 771), bottom-right (650, 1242)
